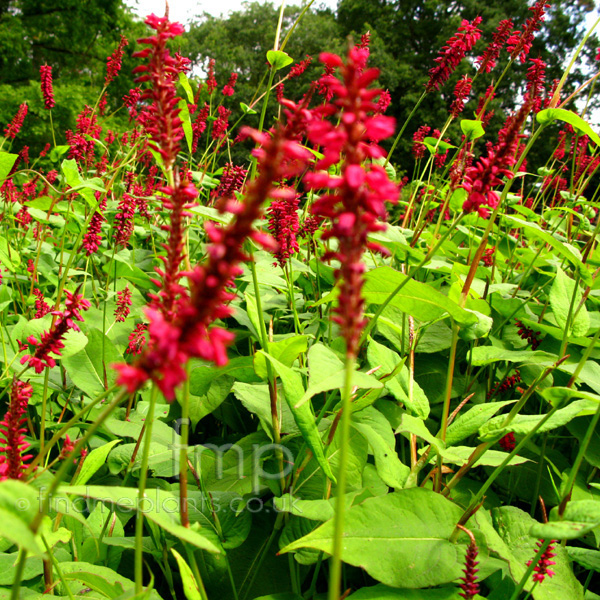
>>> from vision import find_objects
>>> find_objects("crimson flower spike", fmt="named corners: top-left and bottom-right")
top-left (426, 17), bottom-right (482, 92)
top-left (40, 65), bottom-right (55, 110)
top-left (0, 379), bottom-right (33, 481)
top-left (132, 13), bottom-right (186, 170)
top-left (304, 47), bottom-right (399, 358)
top-left (114, 97), bottom-right (313, 400)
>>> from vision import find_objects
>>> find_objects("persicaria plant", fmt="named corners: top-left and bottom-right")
top-left (0, 3), bottom-right (599, 600)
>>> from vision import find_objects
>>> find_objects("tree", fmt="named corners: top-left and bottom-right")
top-left (335, 0), bottom-right (598, 168)
top-left (183, 1), bottom-right (344, 162)
top-left (0, 0), bottom-right (146, 154)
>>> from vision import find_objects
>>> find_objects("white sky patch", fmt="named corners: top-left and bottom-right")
top-left (125, 0), bottom-right (338, 23)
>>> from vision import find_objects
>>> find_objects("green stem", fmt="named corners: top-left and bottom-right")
top-left (327, 354), bottom-right (355, 600)
top-left (385, 92), bottom-right (426, 166)
top-left (135, 385), bottom-right (159, 595)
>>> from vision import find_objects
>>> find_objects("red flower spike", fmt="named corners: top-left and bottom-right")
top-left (206, 58), bottom-right (217, 94)
top-left (462, 100), bottom-right (533, 218)
top-left (115, 286), bottom-right (132, 322)
top-left (222, 72), bottom-right (238, 96)
top-left (106, 35), bottom-right (129, 86)
top-left (132, 13), bottom-right (186, 170)
top-left (499, 432), bottom-right (516, 452)
top-left (289, 55), bottom-right (312, 78)
top-left (126, 323), bottom-right (148, 355)
top-left (40, 65), bottom-right (55, 110)
top-left (450, 76), bottom-right (472, 119)
top-left (21, 290), bottom-right (91, 374)
top-left (268, 188), bottom-right (300, 268)
top-left (527, 540), bottom-right (557, 583)
top-left (114, 95), bottom-right (313, 400)
top-left (507, 1), bottom-right (550, 63)
top-left (458, 535), bottom-right (480, 600)
top-left (4, 103), bottom-right (28, 140)
top-left (0, 380), bottom-right (33, 481)
top-left (477, 19), bottom-right (513, 74)
top-left (307, 48), bottom-right (398, 358)
top-left (426, 17), bottom-right (482, 92)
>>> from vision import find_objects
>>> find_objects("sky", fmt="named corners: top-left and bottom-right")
top-left (125, 0), bottom-right (338, 22)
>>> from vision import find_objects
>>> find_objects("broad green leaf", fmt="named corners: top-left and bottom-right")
top-left (537, 108), bottom-right (600, 146)
top-left (352, 407), bottom-right (409, 488)
top-left (62, 486), bottom-right (221, 553)
top-left (423, 137), bottom-right (456, 153)
top-left (468, 346), bottom-right (557, 367)
top-left (396, 413), bottom-right (444, 454)
top-left (446, 400), bottom-right (515, 446)
top-left (178, 98), bottom-right (193, 154)
top-left (549, 267), bottom-right (589, 337)
top-left (178, 72), bottom-right (195, 103)
top-left (295, 343), bottom-right (382, 408)
top-left (267, 50), bottom-right (293, 71)
top-left (440, 446), bottom-right (529, 468)
top-left (0, 237), bottom-right (20, 272)
top-left (254, 335), bottom-right (308, 379)
top-left (460, 119), bottom-right (485, 141)
top-left (479, 400), bottom-right (596, 441)
top-left (240, 102), bottom-right (257, 115)
top-left (187, 375), bottom-right (234, 426)
top-left (274, 493), bottom-right (359, 522)
top-left (487, 506), bottom-right (584, 599)
top-left (61, 158), bottom-right (100, 207)
top-left (0, 152), bottom-right (18, 185)
top-left (530, 520), bottom-right (598, 540)
top-left (362, 267), bottom-right (477, 327)
top-left (75, 440), bottom-right (121, 485)
top-left (567, 547), bottom-right (600, 572)
top-left (366, 338), bottom-right (429, 419)
top-left (59, 561), bottom-right (163, 600)
top-left (0, 552), bottom-right (42, 584)
top-left (503, 215), bottom-right (592, 286)
top-left (108, 442), bottom-right (179, 477)
top-left (280, 488), bottom-right (468, 588)
top-left (62, 328), bottom-right (123, 398)
top-left (172, 549), bottom-right (201, 600)
top-left (0, 481), bottom-right (45, 556)
top-left (348, 584), bottom-right (461, 599)
top-left (260, 351), bottom-right (335, 481)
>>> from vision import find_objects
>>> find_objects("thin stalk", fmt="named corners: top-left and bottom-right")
top-left (385, 92), bottom-right (426, 166)
top-left (327, 354), bottom-right (355, 600)
top-left (179, 369), bottom-right (191, 528)
top-left (135, 385), bottom-right (159, 595)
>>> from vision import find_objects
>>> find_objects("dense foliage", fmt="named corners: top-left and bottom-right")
top-left (1, 2), bottom-right (600, 600)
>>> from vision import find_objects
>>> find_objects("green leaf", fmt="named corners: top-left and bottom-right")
top-left (178, 98), bottom-right (193, 154)
top-left (366, 338), bottom-right (429, 419)
top-left (503, 215), bottom-right (592, 286)
top-left (460, 119), bottom-right (485, 141)
top-left (62, 328), bottom-right (123, 398)
top-left (468, 346), bottom-right (557, 367)
top-left (363, 267), bottom-right (477, 327)
top-left (267, 50), bottom-right (293, 71)
top-left (259, 351), bottom-right (335, 481)
top-left (0, 237), bottom-right (20, 272)
top-left (178, 72), bottom-right (195, 103)
top-left (347, 584), bottom-right (462, 599)
top-left (295, 343), bottom-right (382, 409)
top-left (254, 335), bottom-right (308, 380)
top-left (240, 102), bottom-right (257, 115)
top-left (446, 400), bottom-right (515, 446)
top-left (567, 547), bottom-right (600, 572)
top-left (62, 486), bottom-right (221, 554)
top-left (280, 488), bottom-right (468, 588)
top-left (0, 552), bottom-right (43, 585)
top-left (61, 158), bottom-right (101, 207)
top-left (171, 549), bottom-right (201, 600)
top-left (423, 137), bottom-right (456, 153)
top-left (0, 152), bottom-right (18, 185)
top-left (549, 267), bottom-right (589, 337)
top-left (352, 407), bottom-right (409, 488)
top-left (74, 439), bottom-right (121, 485)
top-left (537, 108), bottom-right (600, 147)
top-left (479, 400), bottom-right (596, 442)
top-left (530, 520), bottom-right (598, 540)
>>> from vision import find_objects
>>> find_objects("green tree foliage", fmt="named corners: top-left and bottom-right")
top-left (336, 0), bottom-right (598, 166)
top-left (183, 1), bottom-right (344, 161)
top-left (0, 0), bottom-right (145, 153)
